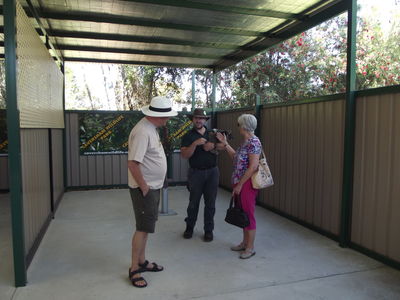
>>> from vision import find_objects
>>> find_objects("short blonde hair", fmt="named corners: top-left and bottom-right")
top-left (238, 114), bottom-right (257, 132)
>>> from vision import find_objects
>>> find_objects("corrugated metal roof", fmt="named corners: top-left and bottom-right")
top-left (2, 0), bottom-right (348, 70)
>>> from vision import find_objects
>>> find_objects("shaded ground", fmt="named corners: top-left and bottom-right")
top-left (2, 187), bottom-right (400, 300)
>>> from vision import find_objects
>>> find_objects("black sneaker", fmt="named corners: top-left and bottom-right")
top-left (183, 227), bottom-right (193, 239)
top-left (203, 231), bottom-right (213, 242)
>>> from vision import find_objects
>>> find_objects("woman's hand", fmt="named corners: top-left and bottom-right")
top-left (233, 183), bottom-right (243, 195)
top-left (216, 132), bottom-right (227, 144)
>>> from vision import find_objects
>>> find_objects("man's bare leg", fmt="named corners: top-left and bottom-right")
top-left (138, 232), bottom-right (148, 264)
top-left (130, 231), bottom-right (148, 287)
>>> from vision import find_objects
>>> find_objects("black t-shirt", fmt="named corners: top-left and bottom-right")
top-left (181, 126), bottom-right (217, 169)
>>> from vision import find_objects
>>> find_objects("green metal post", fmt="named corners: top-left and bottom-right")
top-left (255, 94), bottom-right (261, 137)
top-left (191, 69), bottom-right (196, 111)
top-left (211, 70), bottom-right (217, 127)
top-left (340, 0), bottom-right (357, 248)
top-left (4, 0), bottom-right (27, 286)
top-left (61, 64), bottom-right (68, 192)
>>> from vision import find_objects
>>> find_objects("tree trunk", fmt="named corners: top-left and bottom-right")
top-left (82, 67), bottom-right (95, 109)
top-left (101, 65), bottom-right (112, 109)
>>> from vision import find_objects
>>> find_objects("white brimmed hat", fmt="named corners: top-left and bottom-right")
top-left (141, 96), bottom-right (178, 117)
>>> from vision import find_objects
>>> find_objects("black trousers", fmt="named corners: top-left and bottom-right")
top-left (185, 167), bottom-right (219, 232)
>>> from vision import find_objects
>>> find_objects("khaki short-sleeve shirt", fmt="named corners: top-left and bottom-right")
top-left (128, 117), bottom-right (167, 189)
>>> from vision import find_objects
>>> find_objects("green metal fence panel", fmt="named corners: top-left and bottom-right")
top-left (20, 129), bottom-right (51, 266)
top-left (257, 99), bottom-right (345, 237)
top-left (51, 129), bottom-right (65, 210)
top-left (351, 92), bottom-right (400, 268)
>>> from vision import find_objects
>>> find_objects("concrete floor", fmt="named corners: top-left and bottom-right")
top-left (2, 187), bottom-right (400, 299)
top-left (0, 193), bottom-right (15, 300)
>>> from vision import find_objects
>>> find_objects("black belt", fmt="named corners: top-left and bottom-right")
top-left (192, 166), bottom-right (216, 170)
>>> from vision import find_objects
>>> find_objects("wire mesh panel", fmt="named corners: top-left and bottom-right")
top-left (16, 1), bottom-right (63, 129)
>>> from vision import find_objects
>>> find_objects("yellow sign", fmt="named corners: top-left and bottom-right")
top-left (81, 115), bottom-right (124, 149)
top-left (168, 120), bottom-right (192, 141)
top-left (121, 119), bottom-right (191, 151)
top-left (0, 140), bottom-right (8, 150)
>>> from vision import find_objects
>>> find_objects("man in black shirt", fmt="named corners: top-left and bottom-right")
top-left (181, 108), bottom-right (223, 242)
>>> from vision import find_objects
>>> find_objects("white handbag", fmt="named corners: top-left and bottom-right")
top-left (251, 149), bottom-right (274, 189)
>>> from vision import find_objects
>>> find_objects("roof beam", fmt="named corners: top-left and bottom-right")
top-left (46, 29), bottom-right (240, 49)
top-left (271, 1), bottom-right (348, 40)
top-left (55, 44), bottom-right (221, 59)
top-left (122, 0), bottom-right (302, 19)
top-left (213, 0), bottom-right (348, 70)
top-left (32, 9), bottom-right (262, 37)
top-left (64, 57), bottom-right (210, 69)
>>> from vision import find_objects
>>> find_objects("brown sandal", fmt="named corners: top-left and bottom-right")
top-left (128, 268), bottom-right (147, 288)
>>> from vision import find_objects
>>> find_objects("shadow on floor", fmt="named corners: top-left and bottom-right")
top-left (0, 193), bottom-right (15, 300)
top-left (5, 187), bottom-right (400, 300)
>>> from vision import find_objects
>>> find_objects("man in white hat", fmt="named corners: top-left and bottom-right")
top-left (127, 96), bottom-right (177, 288)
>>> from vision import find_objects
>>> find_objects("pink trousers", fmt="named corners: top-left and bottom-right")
top-left (234, 179), bottom-right (258, 230)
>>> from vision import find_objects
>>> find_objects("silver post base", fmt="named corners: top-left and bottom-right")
top-left (159, 187), bottom-right (177, 216)
top-left (159, 210), bottom-right (178, 216)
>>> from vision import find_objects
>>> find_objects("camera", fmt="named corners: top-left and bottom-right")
top-left (208, 129), bottom-right (233, 154)
top-left (208, 129), bottom-right (233, 143)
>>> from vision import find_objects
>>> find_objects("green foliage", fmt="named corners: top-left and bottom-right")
top-left (159, 112), bottom-right (192, 156)
top-left (65, 10), bottom-right (399, 111)
top-left (193, 70), bottom-right (214, 108)
top-left (65, 65), bottom-right (101, 110)
top-left (63, 6), bottom-right (400, 111)
top-left (213, 17), bottom-right (348, 106)
top-left (356, 17), bottom-right (400, 88)
top-left (116, 66), bottom-right (190, 110)
top-left (199, 13), bottom-right (400, 108)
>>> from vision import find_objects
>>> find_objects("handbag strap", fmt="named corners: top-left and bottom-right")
top-left (229, 194), bottom-right (242, 209)
top-left (229, 196), bottom-right (235, 209)
top-left (260, 149), bottom-right (265, 160)
top-left (260, 146), bottom-right (266, 160)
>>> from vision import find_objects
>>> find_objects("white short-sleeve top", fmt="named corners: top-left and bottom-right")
top-left (128, 117), bottom-right (167, 189)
